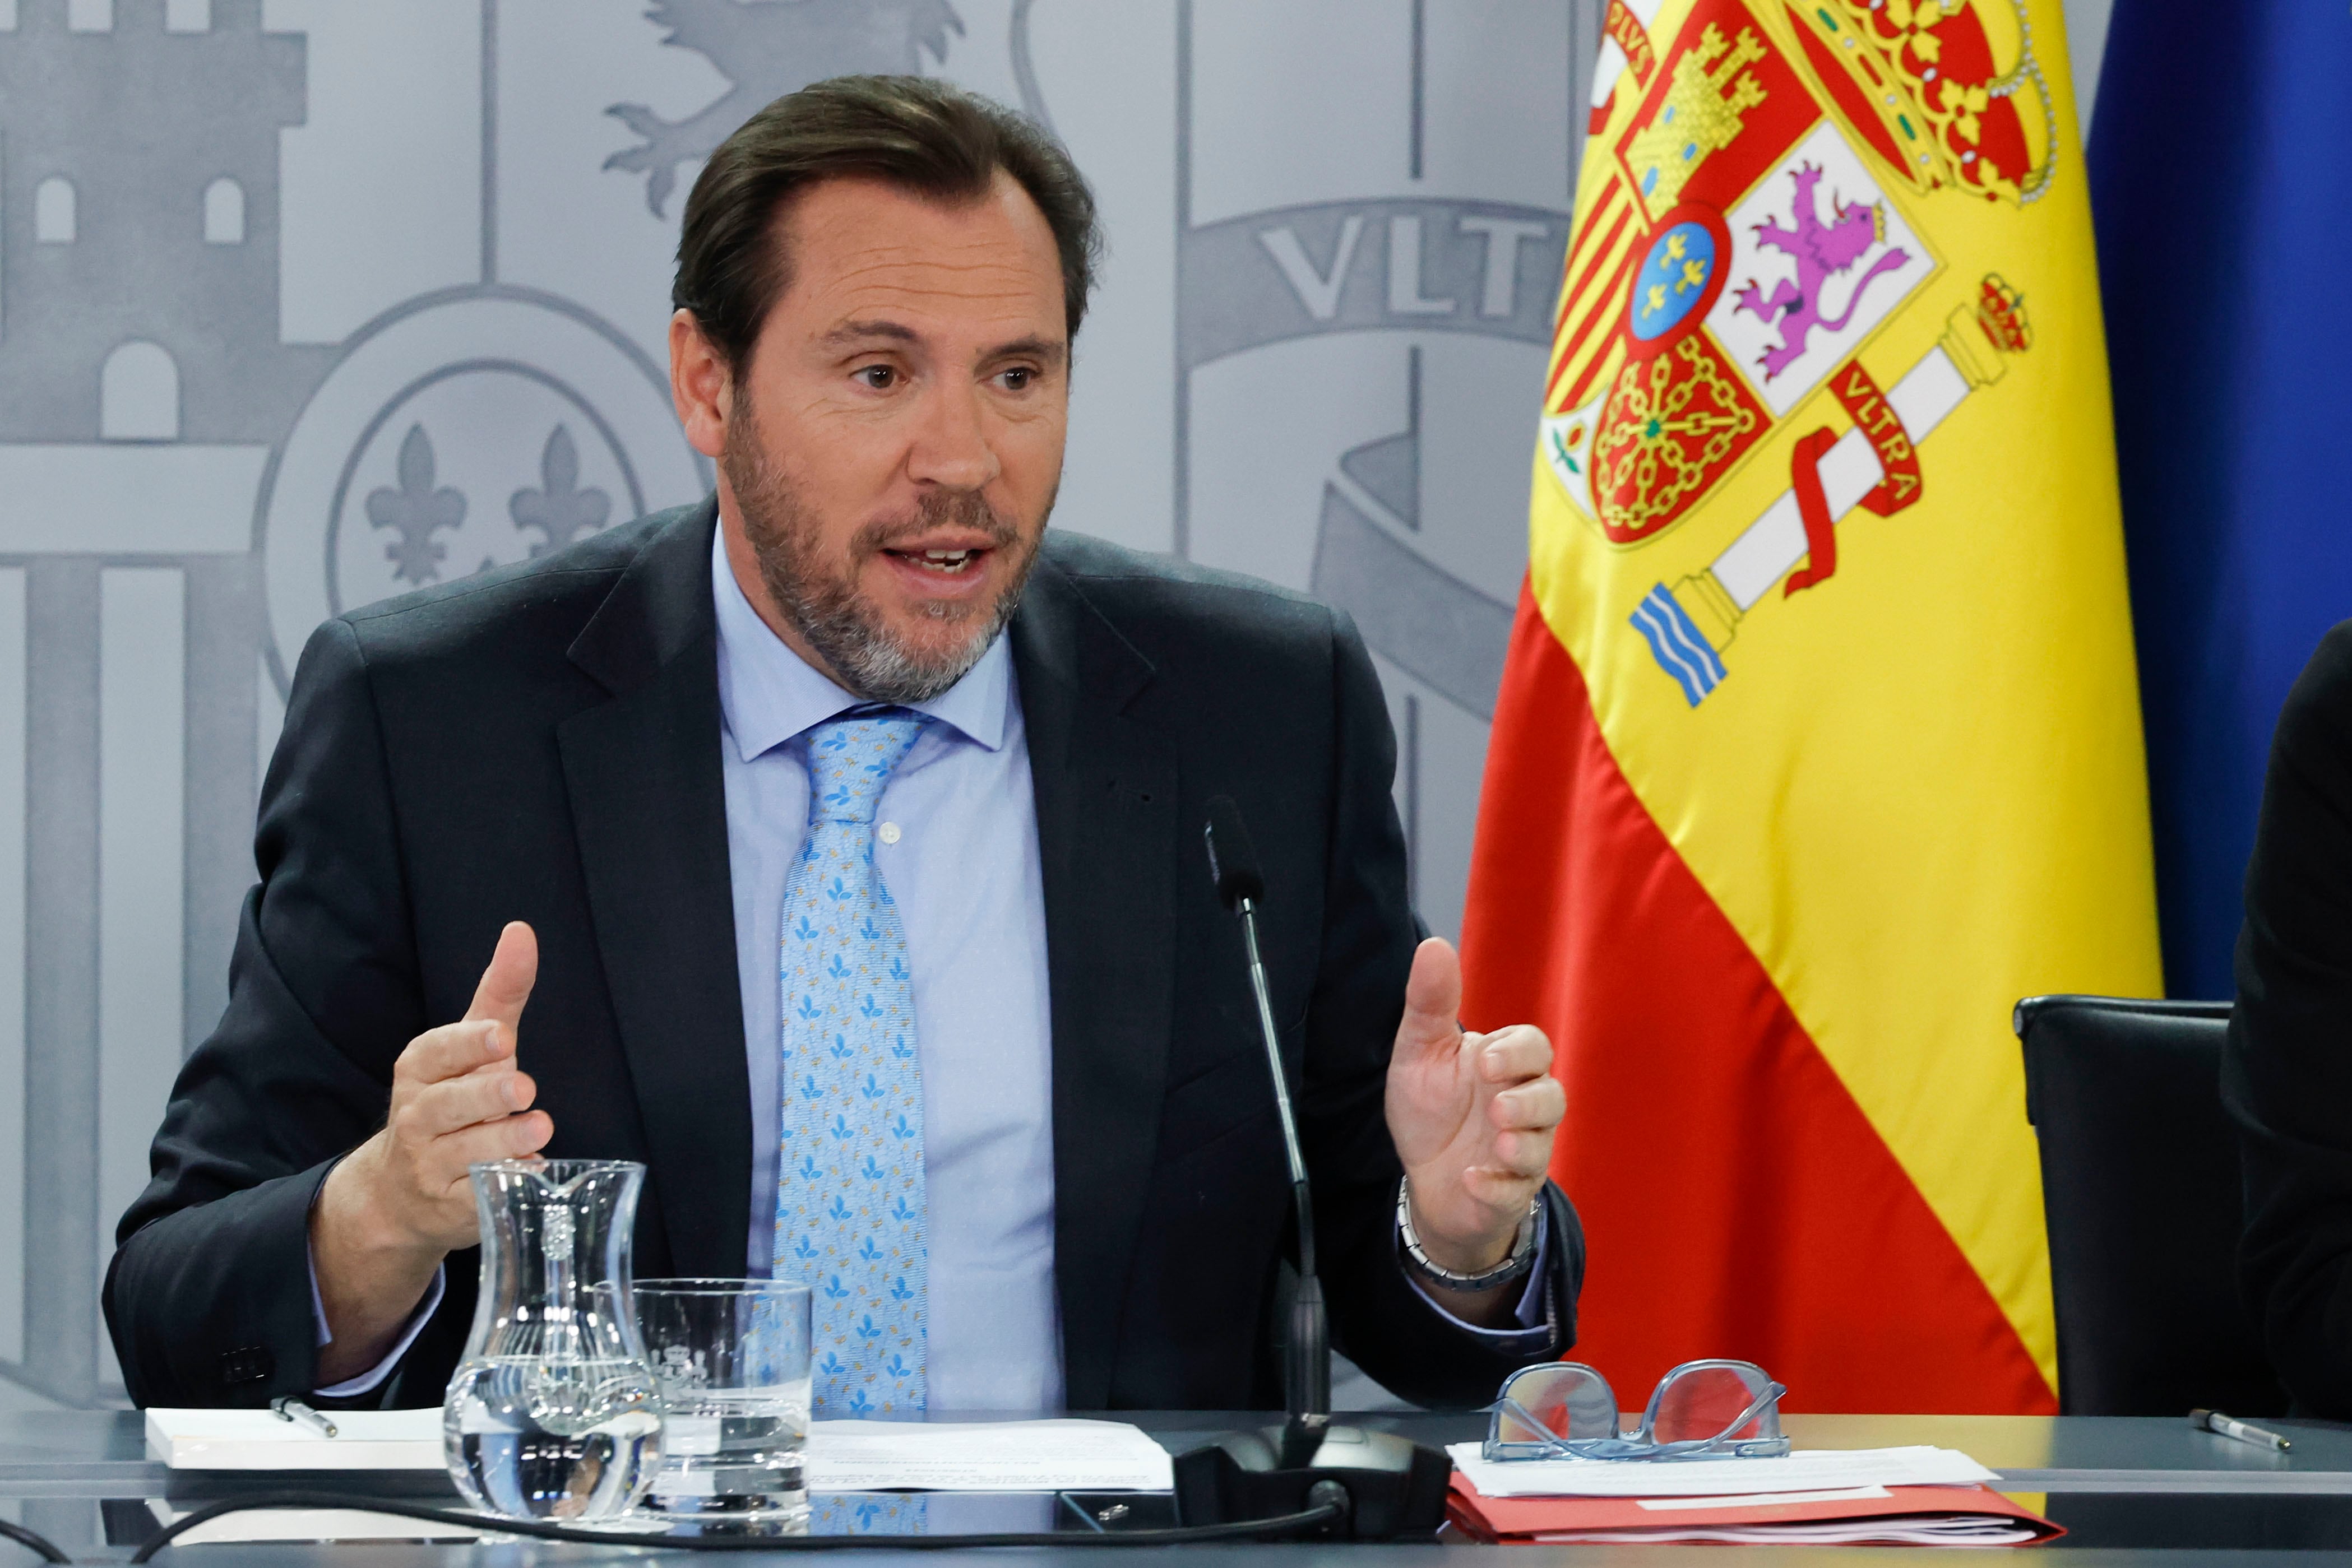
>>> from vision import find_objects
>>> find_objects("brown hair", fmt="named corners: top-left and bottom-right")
top-left (674, 75), bottom-right (1100, 370)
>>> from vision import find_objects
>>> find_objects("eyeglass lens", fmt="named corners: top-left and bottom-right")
top-left (1497, 1363), bottom-right (1620, 1443)
top-left (1649, 1362), bottom-right (1775, 1444)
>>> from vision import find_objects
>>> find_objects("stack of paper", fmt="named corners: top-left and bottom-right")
top-left (1447, 1478), bottom-right (2062, 1546)
top-left (1447, 1442), bottom-right (2001, 1498)
top-left (145, 1407), bottom-right (443, 1469)
top-left (1443, 1445), bottom-right (2062, 1548)
top-left (808, 1419), bottom-right (1174, 1493)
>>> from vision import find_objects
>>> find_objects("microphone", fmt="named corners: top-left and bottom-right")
top-left (1172, 797), bottom-right (1451, 1542)
top-left (1201, 797), bottom-right (1323, 1416)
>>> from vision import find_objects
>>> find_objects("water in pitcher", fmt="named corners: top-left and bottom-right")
top-left (445, 1161), bottom-right (664, 1523)
top-left (447, 1355), bottom-right (664, 1520)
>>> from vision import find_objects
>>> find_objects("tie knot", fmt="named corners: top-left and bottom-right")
top-left (804, 709), bottom-right (932, 824)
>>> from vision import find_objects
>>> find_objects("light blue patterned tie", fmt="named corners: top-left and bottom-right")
top-left (772, 708), bottom-right (932, 1417)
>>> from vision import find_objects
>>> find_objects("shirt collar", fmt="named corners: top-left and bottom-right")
top-left (711, 525), bottom-right (1012, 763)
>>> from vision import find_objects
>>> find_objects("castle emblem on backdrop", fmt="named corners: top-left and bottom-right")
top-left (1536, 0), bottom-right (2050, 706)
top-left (606, 0), bottom-right (966, 215)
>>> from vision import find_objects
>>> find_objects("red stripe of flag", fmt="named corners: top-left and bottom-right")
top-left (1459, 584), bottom-right (2058, 1414)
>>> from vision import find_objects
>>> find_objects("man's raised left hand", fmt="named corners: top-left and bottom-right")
top-left (1383, 937), bottom-right (1564, 1317)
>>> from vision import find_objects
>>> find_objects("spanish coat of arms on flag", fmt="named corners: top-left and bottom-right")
top-left (1461, 0), bottom-right (2159, 1411)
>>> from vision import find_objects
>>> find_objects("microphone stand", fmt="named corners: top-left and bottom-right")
top-left (1170, 800), bottom-right (1453, 1541)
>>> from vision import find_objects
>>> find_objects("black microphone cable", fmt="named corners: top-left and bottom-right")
top-left (127, 1489), bottom-right (1349, 1561)
top-left (0, 1517), bottom-right (71, 1564)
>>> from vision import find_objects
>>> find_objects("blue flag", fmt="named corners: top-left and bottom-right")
top-left (2091, 4), bottom-right (2352, 998)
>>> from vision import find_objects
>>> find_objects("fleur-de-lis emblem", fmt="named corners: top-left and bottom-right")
top-left (366, 424), bottom-right (467, 586)
top-left (508, 425), bottom-right (612, 556)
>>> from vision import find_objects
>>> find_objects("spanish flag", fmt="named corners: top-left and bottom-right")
top-left (1460, 0), bottom-right (2158, 1411)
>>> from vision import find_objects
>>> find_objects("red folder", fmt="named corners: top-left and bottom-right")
top-left (1446, 1472), bottom-right (2065, 1546)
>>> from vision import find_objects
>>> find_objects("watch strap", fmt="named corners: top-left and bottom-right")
top-left (1396, 1175), bottom-right (1539, 1293)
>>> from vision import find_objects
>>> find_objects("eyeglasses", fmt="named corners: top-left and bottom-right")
top-left (1483, 1358), bottom-right (1790, 1462)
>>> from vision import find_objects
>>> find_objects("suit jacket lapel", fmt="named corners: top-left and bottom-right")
top-left (1012, 550), bottom-right (1177, 1410)
top-left (557, 500), bottom-right (752, 1280)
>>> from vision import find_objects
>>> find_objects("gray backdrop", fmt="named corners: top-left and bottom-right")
top-left (0, 0), bottom-right (2113, 1416)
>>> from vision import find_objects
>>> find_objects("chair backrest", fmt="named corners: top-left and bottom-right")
top-left (2015, 994), bottom-right (2286, 1417)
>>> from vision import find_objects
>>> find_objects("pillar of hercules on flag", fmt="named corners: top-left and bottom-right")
top-left (1460, 0), bottom-right (2160, 1414)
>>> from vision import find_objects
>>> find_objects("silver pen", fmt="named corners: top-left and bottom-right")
top-left (2191, 1407), bottom-right (2290, 1452)
top-left (270, 1395), bottom-right (340, 1439)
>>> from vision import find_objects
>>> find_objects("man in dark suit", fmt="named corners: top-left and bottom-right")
top-left (107, 75), bottom-right (1580, 1412)
top-left (2230, 624), bottom-right (2352, 1416)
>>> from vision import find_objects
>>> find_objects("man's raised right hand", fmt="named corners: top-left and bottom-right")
top-left (310, 921), bottom-right (548, 1383)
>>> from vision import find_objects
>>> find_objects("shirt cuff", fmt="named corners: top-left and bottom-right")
top-left (308, 1246), bottom-right (447, 1398)
top-left (1402, 1202), bottom-right (1555, 1344)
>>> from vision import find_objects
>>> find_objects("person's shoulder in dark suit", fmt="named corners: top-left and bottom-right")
top-left (2228, 620), bottom-right (2352, 1414)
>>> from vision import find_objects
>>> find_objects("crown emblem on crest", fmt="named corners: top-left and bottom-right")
top-left (1971, 272), bottom-right (2031, 354)
top-left (1788, 0), bottom-right (2055, 205)
top-left (1626, 24), bottom-right (1770, 209)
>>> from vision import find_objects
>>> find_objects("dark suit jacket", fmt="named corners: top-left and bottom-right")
top-left (105, 500), bottom-right (1582, 1411)
top-left (2228, 621), bottom-right (2352, 1416)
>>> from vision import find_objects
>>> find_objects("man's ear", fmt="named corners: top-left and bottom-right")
top-left (669, 309), bottom-right (732, 461)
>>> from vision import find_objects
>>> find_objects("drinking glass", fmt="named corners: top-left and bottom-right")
top-left (636, 1278), bottom-right (813, 1524)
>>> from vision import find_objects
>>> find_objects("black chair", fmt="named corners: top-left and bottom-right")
top-left (2015, 994), bottom-right (2286, 1417)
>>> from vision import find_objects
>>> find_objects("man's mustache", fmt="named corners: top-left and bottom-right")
top-left (851, 493), bottom-right (1021, 556)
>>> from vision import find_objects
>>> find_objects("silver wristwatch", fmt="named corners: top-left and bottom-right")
top-left (1396, 1175), bottom-right (1540, 1293)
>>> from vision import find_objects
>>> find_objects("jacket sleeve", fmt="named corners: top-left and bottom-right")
top-left (1295, 607), bottom-right (1583, 1408)
top-left (2228, 621), bottom-right (2352, 1417)
top-left (104, 618), bottom-right (433, 1407)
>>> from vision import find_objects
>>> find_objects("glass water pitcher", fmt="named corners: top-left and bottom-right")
top-left (443, 1158), bottom-right (664, 1521)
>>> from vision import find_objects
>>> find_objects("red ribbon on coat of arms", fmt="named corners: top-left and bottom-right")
top-left (1785, 356), bottom-right (1923, 597)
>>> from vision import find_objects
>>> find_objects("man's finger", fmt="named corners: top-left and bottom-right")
top-left (1485, 1125), bottom-right (1557, 1179)
top-left (433, 1111), bottom-right (554, 1183)
top-left (1477, 1027), bottom-right (1554, 1085)
top-left (1489, 1076), bottom-right (1566, 1131)
top-left (401, 1067), bottom-right (538, 1140)
top-left (1395, 936), bottom-right (1464, 1058)
top-left (397, 1019), bottom-right (509, 1087)
top-left (463, 921), bottom-right (539, 1035)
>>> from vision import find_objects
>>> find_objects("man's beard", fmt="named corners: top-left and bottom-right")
top-left (723, 411), bottom-right (1047, 706)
